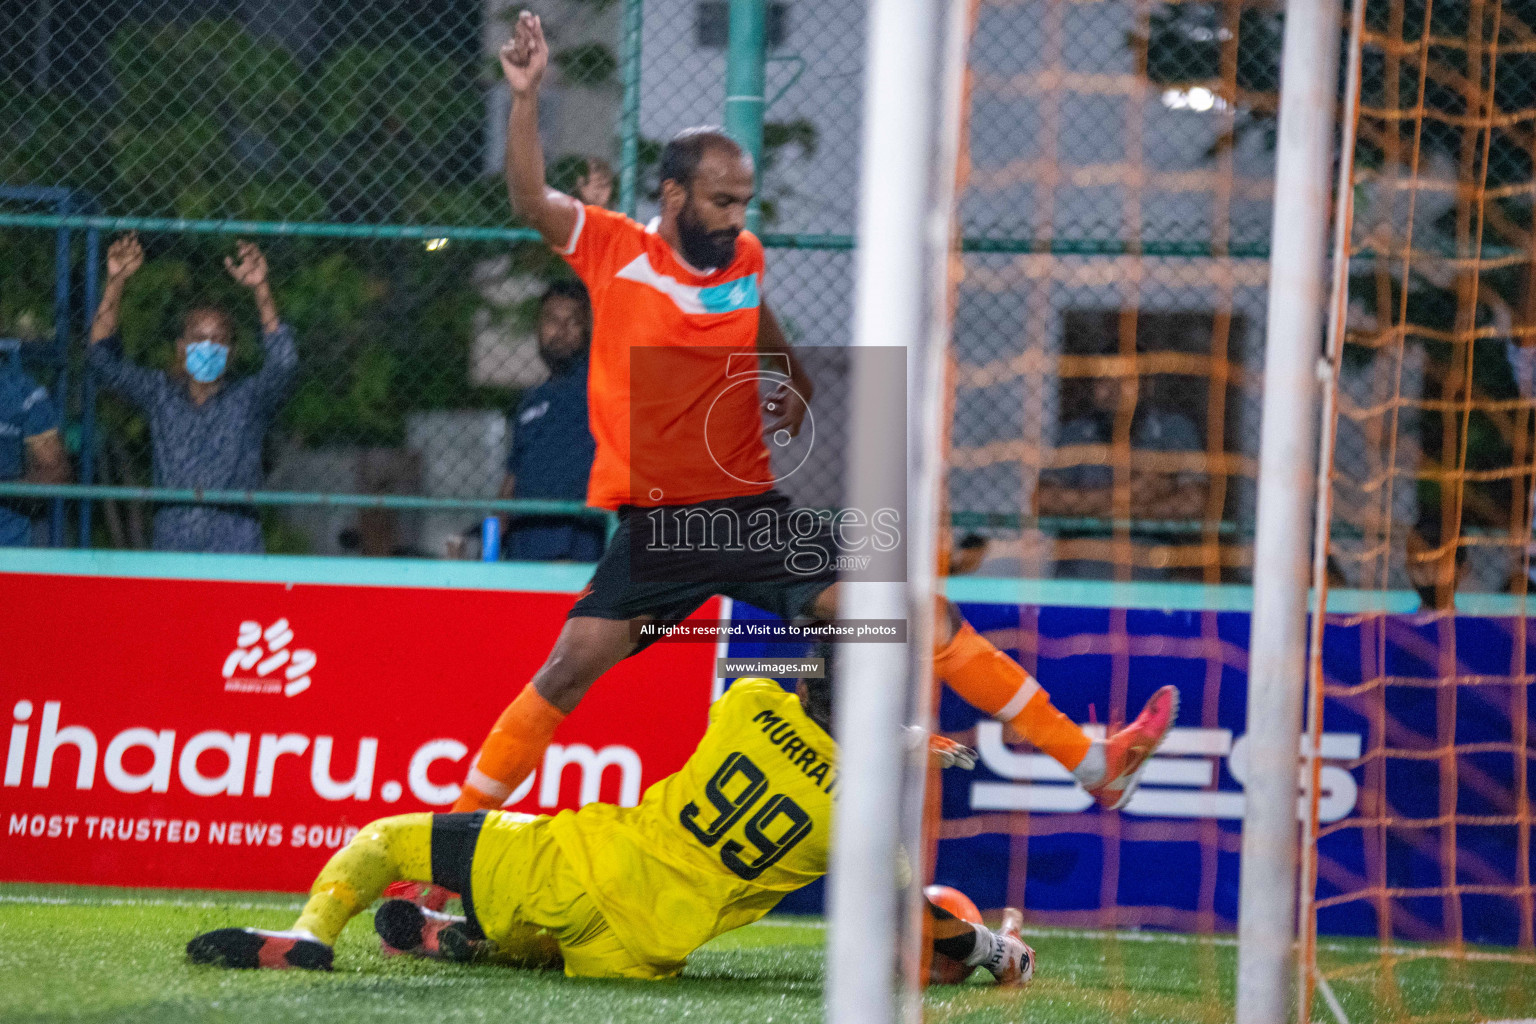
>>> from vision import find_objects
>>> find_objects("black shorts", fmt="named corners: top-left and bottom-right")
top-left (569, 489), bottom-right (838, 641)
top-left (430, 811), bottom-right (488, 940)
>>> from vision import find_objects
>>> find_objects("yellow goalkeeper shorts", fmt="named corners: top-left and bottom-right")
top-left (469, 810), bottom-right (684, 980)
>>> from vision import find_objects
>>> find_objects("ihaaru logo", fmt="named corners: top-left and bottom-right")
top-left (221, 619), bottom-right (316, 698)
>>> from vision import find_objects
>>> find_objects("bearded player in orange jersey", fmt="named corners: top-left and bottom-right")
top-left (392, 11), bottom-right (1177, 905)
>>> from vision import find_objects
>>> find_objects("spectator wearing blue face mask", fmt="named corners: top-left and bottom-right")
top-left (87, 234), bottom-right (298, 553)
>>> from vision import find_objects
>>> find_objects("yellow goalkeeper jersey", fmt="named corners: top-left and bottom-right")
top-left (545, 677), bottom-right (837, 965)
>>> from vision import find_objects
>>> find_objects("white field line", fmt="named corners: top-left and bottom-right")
top-left (1313, 969), bottom-right (1354, 1024)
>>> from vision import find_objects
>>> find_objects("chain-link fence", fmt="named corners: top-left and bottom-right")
top-left (1, 0), bottom-right (620, 555)
top-left (947, 0), bottom-right (1283, 586)
top-left (1325, 0), bottom-right (1536, 602)
top-left (0, 0), bottom-right (1357, 580)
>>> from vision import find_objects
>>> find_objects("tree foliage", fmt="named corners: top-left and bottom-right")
top-left (1, 16), bottom-right (558, 455)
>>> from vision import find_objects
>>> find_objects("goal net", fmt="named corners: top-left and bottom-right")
top-left (1300, 0), bottom-right (1536, 1019)
top-left (922, 0), bottom-right (1276, 1018)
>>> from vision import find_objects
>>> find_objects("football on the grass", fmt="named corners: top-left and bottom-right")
top-left (925, 884), bottom-right (983, 984)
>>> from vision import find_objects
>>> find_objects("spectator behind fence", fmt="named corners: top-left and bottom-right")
top-left (1034, 374), bottom-right (1209, 579)
top-left (950, 533), bottom-right (990, 576)
top-left (87, 234), bottom-right (298, 554)
top-left (575, 157), bottom-right (615, 208)
top-left (0, 352), bottom-right (71, 545)
top-left (497, 280), bottom-right (602, 561)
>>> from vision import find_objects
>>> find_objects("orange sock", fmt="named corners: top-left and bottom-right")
top-left (452, 684), bottom-right (567, 812)
top-left (934, 622), bottom-right (1091, 771)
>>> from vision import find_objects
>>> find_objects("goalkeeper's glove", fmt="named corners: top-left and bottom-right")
top-left (906, 727), bottom-right (977, 769)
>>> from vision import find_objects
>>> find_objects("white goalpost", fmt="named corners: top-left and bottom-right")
top-left (825, 0), bottom-right (967, 1021)
top-left (1235, 0), bottom-right (1343, 1018)
top-left (833, 0), bottom-right (1347, 1019)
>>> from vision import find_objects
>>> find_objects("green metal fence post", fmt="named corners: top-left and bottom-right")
top-left (618, 0), bottom-right (644, 218)
top-left (724, 0), bottom-right (767, 233)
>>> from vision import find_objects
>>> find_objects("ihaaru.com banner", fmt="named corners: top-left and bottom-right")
top-left (0, 572), bottom-right (716, 891)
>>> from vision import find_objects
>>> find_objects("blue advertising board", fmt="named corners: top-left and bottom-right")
top-left (727, 588), bottom-right (1534, 945)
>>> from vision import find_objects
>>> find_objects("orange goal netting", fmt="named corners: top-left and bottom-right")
top-left (1301, 0), bottom-right (1536, 1019)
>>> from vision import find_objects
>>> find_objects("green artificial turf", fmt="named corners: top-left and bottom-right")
top-left (0, 884), bottom-right (1530, 1023)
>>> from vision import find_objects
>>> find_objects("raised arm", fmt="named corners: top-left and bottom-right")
top-left (86, 233), bottom-right (161, 409)
top-left (225, 240), bottom-right (281, 334)
top-left (90, 233), bottom-right (143, 343)
top-left (226, 241), bottom-right (297, 413)
top-left (500, 11), bottom-right (579, 249)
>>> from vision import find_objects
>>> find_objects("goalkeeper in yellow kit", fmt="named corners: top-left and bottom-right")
top-left (187, 661), bottom-right (1032, 984)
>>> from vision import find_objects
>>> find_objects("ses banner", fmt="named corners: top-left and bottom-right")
top-left (724, 598), bottom-right (1532, 944)
top-left (931, 601), bottom-right (1534, 946)
top-left (0, 572), bottom-right (716, 891)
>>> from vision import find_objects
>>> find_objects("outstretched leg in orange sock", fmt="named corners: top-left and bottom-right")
top-left (932, 600), bottom-right (1107, 787)
top-left (452, 616), bottom-right (638, 813)
top-left (453, 683), bottom-right (567, 811)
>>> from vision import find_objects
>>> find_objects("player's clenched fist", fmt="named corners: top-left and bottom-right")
top-left (500, 11), bottom-right (547, 96)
